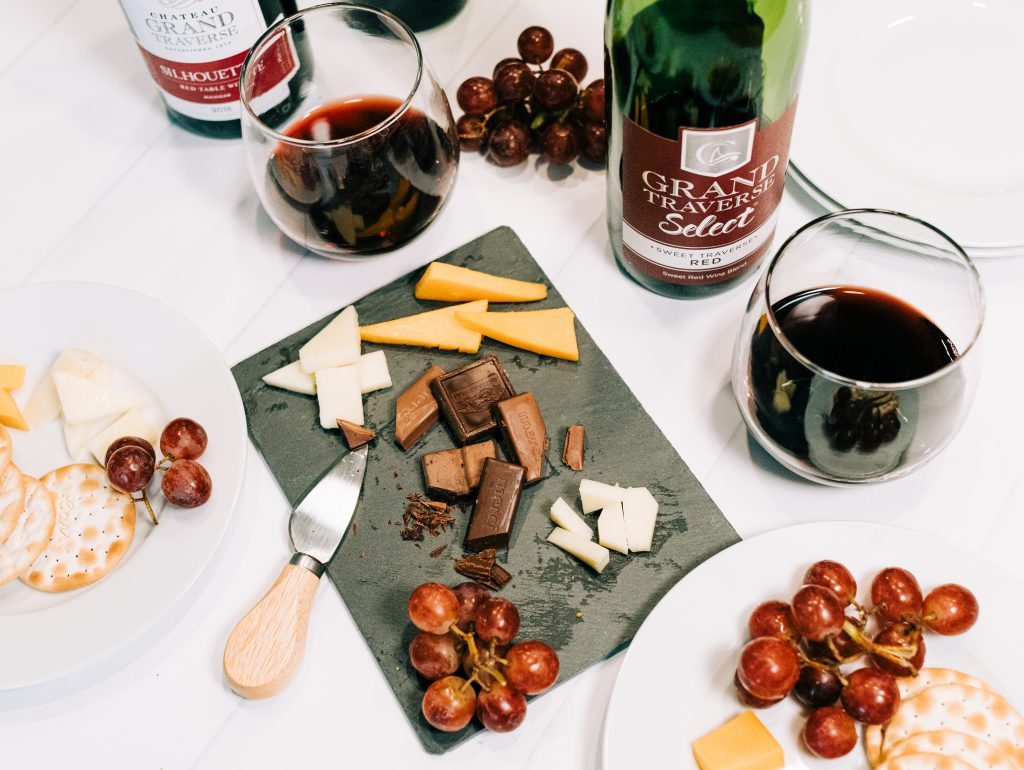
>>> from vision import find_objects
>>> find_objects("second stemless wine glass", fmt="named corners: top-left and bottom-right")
top-left (732, 209), bottom-right (984, 485)
top-left (239, 3), bottom-right (459, 258)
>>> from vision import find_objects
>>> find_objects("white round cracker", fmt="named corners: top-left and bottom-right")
top-left (21, 464), bottom-right (135, 593)
top-left (0, 476), bottom-right (56, 586)
top-left (0, 424), bottom-right (10, 474)
top-left (886, 731), bottom-right (1020, 770)
top-left (0, 461), bottom-right (26, 546)
top-left (878, 752), bottom-right (977, 770)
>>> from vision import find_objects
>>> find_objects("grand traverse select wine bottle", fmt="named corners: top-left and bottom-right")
top-left (118, 0), bottom-right (308, 138)
top-left (606, 0), bottom-right (808, 298)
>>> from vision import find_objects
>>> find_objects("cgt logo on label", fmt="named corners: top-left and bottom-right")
top-left (680, 120), bottom-right (756, 177)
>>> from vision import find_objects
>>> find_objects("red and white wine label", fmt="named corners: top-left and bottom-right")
top-left (620, 101), bottom-right (798, 286)
top-left (120, 0), bottom-right (294, 122)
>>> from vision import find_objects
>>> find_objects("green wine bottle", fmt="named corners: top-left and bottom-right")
top-left (605, 0), bottom-right (808, 298)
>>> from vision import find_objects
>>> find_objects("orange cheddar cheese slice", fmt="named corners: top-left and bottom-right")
top-left (360, 300), bottom-right (487, 354)
top-left (0, 365), bottom-right (25, 391)
top-left (414, 261), bottom-right (547, 303)
top-left (456, 307), bottom-right (578, 361)
top-left (0, 388), bottom-right (29, 431)
top-left (692, 711), bottom-right (784, 770)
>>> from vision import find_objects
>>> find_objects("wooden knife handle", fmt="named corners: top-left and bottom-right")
top-left (223, 561), bottom-right (321, 699)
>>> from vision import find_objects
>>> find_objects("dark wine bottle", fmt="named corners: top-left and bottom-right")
top-left (605, 0), bottom-right (808, 297)
top-left (118, 0), bottom-right (309, 139)
top-left (365, 0), bottom-right (468, 32)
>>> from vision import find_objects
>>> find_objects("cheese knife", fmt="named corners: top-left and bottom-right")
top-left (223, 446), bottom-right (367, 699)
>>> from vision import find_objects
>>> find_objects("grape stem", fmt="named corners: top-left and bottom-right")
top-left (797, 648), bottom-right (848, 687)
top-left (136, 491), bottom-right (159, 526)
top-left (842, 619), bottom-right (919, 674)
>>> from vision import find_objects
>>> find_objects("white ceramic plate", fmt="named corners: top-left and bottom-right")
top-left (790, 0), bottom-right (1024, 253)
top-left (0, 282), bottom-right (246, 690)
top-left (603, 522), bottom-right (1024, 769)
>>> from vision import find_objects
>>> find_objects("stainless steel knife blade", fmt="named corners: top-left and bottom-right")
top-left (288, 446), bottom-right (367, 567)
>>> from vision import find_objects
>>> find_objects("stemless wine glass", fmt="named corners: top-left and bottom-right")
top-left (732, 209), bottom-right (984, 485)
top-left (239, 3), bottom-right (459, 258)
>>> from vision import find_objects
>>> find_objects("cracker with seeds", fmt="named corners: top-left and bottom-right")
top-left (0, 461), bottom-right (26, 546)
top-left (0, 476), bottom-right (56, 586)
top-left (22, 464), bottom-right (135, 592)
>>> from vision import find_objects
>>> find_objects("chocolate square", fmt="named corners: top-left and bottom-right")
top-left (464, 458), bottom-right (525, 552)
top-left (431, 356), bottom-right (516, 444)
top-left (494, 392), bottom-right (548, 484)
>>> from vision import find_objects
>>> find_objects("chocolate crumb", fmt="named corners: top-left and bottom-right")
top-left (400, 494), bottom-right (455, 542)
top-left (430, 545), bottom-right (448, 558)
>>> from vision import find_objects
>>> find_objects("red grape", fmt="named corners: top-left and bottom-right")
top-left (456, 77), bottom-right (498, 116)
top-left (804, 560), bottom-right (857, 605)
top-left (456, 114), bottom-right (487, 151)
top-left (451, 581), bottom-right (490, 630)
top-left (872, 622), bottom-right (925, 676)
top-left (409, 631), bottom-right (460, 681)
top-left (492, 57), bottom-right (523, 79)
top-left (517, 26), bottom-right (554, 64)
top-left (580, 122), bottom-right (606, 163)
top-left (474, 597), bottom-right (520, 645)
top-left (733, 672), bottom-right (784, 708)
top-left (534, 69), bottom-right (578, 110)
top-left (791, 585), bottom-right (845, 641)
top-left (794, 666), bottom-right (843, 708)
top-left (487, 121), bottom-right (531, 167)
top-left (804, 626), bottom-right (864, 663)
top-left (106, 446), bottom-right (156, 494)
top-left (476, 683), bottom-right (527, 733)
top-left (494, 61), bottom-right (535, 102)
top-left (504, 641), bottom-right (559, 694)
top-left (581, 79), bottom-right (604, 123)
top-left (736, 637), bottom-right (800, 700)
top-left (802, 706), bottom-right (858, 758)
top-left (408, 582), bottom-right (460, 635)
top-left (421, 676), bottom-right (476, 732)
top-left (841, 667), bottom-right (900, 724)
top-left (747, 600), bottom-right (799, 643)
top-left (105, 436), bottom-right (155, 466)
top-left (550, 48), bottom-right (588, 82)
top-left (923, 583), bottom-right (979, 635)
top-left (161, 459), bottom-right (211, 508)
top-left (871, 567), bottom-right (924, 622)
top-left (539, 122), bottom-right (579, 165)
top-left (160, 418), bottom-right (208, 461)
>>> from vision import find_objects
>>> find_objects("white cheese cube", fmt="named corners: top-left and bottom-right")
top-left (315, 365), bottom-right (363, 429)
top-left (299, 305), bottom-right (360, 373)
top-left (550, 497), bottom-right (593, 540)
top-left (52, 363), bottom-right (135, 425)
top-left (579, 479), bottom-right (627, 514)
top-left (90, 409), bottom-right (159, 466)
top-left (23, 348), bottom-right (103, 428)
top-left (263, 361), bottom-right (316, 396)
top-left (597, 501), bottom-right (629, 555)
top-left (356, 350), bottom-right (392, 394)
top-left (63, 419), bottom-right (93, 459)
top-left (547, 527), bottom-right (610, 573)
top-left (622, 487), bottom-right (658, 553)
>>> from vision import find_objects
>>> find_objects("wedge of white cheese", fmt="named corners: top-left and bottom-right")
top-left (579, 478), bottom-right (628, 513)
top-left (548, 527), bottom-right (610, 573)
top-left (52, 363), bottom-right (136, 426)
top-left (299, 305), bottom-right (360, 373)
top-left (622, 486), bottom-right (658, 552)
top-left (90, 409), bottom-right (159, 466)
top-left (550, 497), bottom-right (593, 540)
top-left (263, 361), bottom-right (316, 396)
top-left (597, 500), bottom-right (629, 555)
top-left (23, 347), bottom-right (104, 428)
top-left (315, 365), bottom-right (363, 428)
top-left (62, 419), bottom-right (94, 459)
top-left (356, 350), bottom-right (391, 394)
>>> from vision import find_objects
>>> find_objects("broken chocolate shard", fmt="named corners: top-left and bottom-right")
top-left (432, 356), bottom-right (516, 444)
top-left (453, 548), bottom-right (496, 583)
top-left (395, 364), bottom-right (445, 451)
top-left (464, 458), bottom-right (525, 552)
top-left (337, 419), bottom-right (376, 449)
top-left (562, 424), bottom-right (585, 471)
top-left (489, 563), bottom-right (513, 589)
top-left (421, 440), bottom-right (499, 500)
top-left (494, 392), bottom-right (548, 484)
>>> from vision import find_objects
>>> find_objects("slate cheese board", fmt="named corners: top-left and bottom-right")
top-left (231, 226), bottom-right (740, 754)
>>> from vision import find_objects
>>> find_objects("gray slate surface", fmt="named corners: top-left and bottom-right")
top-left (231, 226), bottom-right (740, 754)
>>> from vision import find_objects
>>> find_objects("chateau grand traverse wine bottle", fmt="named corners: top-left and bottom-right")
top-left (606, 0), bottom-right (808, 297)
top-left (118, 0), bottom-right (307, 138)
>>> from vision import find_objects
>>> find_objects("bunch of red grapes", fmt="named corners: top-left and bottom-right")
top-left (736, 560), bottom-right (979, 759)
top-left (105, 417), bottom-right (213, 524)
top-left (407, 581), bottom-right (560, 733)
top-left (455, 25), bottom-right (606, 168)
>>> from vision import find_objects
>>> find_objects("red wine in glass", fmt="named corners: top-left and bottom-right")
top-left (265, 95), bottom-right (458, 254)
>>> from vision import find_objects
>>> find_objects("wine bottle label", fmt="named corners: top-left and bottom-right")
top-left (120, 0), bottom-right (297, 122)
top-left (620, 101), bottom-right (798, 286)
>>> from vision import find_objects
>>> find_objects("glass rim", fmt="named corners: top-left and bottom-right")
top-left (762, 208), bottom-right (986, 391)
top-left (238, 1), bottom-right (424, 148)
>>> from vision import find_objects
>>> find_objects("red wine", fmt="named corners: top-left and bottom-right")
top-left (749, 286), bottom-right (960, 477)
top-left (265, 96), bottom-right (458, 253)
top-left (368, 0), bottom-right (467, 31)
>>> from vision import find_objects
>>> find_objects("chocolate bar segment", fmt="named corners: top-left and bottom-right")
top-left (395, 364), bottom-right (445, 450)
top-left (337, 419), bottom-right (376, 450)
top-left (432, 356), bottom-right (516, 444)
top-left (562, 424), bottom-right (585, 471)
top-left (494, 393), bottom-right (548, 484)
top-left (464, 458), bottom-right (525, 552)
top-left (421, 440), bottom-right (498, 499)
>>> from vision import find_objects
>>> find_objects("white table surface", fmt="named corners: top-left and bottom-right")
top-left (3, 1), bottom-right (1024, 768)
